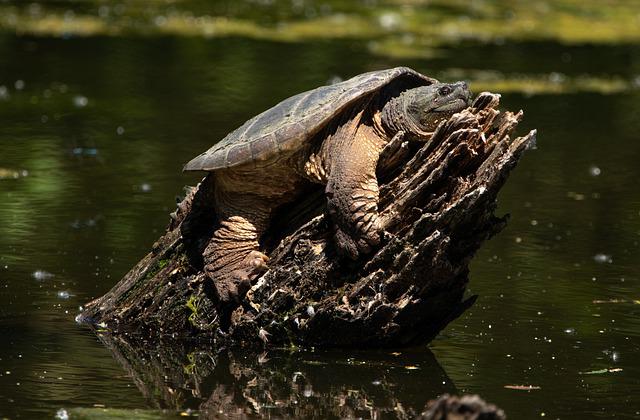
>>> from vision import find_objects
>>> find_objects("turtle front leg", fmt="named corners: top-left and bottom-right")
top-left (325, 124), bottom-right (386, 259)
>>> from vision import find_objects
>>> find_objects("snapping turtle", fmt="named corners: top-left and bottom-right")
top-left (184, 67), bottom-right (471, 305)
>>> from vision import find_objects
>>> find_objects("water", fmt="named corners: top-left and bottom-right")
top-left (1, 1), bottom-right (640, 418)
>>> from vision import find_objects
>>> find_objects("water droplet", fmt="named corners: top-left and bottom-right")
top-left (57, 291), bottom-right (71, 299)
top-left (611, 351), bottom-right (620, 362)
top-left (0, 85), bottom-right (8, 100)
top-left (14, 80), bottom-right (25, 90)
top-left (73, 95), bottom-right (88, 108)
top-left (589, 165), bottom-right (601, 176)
top-left (593, 254), bottom-right (612, 264)
top-left (154, 15), bottom-right (167, 26)
top-left (378, 12), bottom-right (402, 30)
top-left (567, 191), bottom-right (585, 201)
top-left (116, 126), bottom-right (125, 135)
top-left (55, 408), bottom-right (69, 420)
top-left (139, 183), bottom-right (152, 193)
top-left (32, 270), bottom-right (54, 280)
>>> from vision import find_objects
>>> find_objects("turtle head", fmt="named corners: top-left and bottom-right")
top-left (388, 81), bottom-right (472, 136)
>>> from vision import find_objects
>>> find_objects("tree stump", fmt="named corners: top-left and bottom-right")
top-left (79, 92), bottom-right (535, 348)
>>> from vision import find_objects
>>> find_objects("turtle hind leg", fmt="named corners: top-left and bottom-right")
top-left (203, 216), bottom-right (269, 305)
top-left (202, 170), bottom-right (273, 308)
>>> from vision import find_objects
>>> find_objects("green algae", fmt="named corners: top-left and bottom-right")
top-left (2, 0), bottom-right (640, 47)
top-left (142, 258), bottom-right (169, 282)
top-left (436, 70), bottom-right (637, 95)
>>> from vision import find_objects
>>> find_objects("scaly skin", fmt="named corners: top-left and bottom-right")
top-left (203, 215), bottom-right (268, 303)
top-left (320, 110), bottom-right (387, 258)
top-left (203, 164), bottom-right (304, 307)
top-left (201, 81), bottom-right (472, 309)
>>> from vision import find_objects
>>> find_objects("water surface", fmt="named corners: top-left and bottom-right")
top-left (1, 2), bottom-right (640, 419)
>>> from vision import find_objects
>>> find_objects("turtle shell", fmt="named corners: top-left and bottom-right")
top-left (183, 67), bottom-right (437, 172)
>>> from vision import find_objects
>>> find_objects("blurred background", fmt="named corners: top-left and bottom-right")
top-left (1, 0), bottom-right (639, 418)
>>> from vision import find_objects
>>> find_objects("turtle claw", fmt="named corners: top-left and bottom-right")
top-left (333, 222), bottom-right (381, 260)
top-left (247, 250), bottom-right (269, 272)
top-left (334, 228), bottom-right (360, 259)
top-left (213, 250), bottom-right (269, 305)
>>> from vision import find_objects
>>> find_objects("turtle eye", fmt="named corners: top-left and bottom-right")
top-left (438, 86), bottom-right (452, 96)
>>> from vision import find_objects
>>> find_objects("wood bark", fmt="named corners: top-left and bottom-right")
top-left (79, 92), bottom-right (536, 348)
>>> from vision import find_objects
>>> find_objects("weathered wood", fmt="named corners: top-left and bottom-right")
top-left (79, 92), bottom-right (535, 348)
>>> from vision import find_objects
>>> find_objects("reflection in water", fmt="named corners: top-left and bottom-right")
top-left (94, 333), bottom-right (456, 418)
